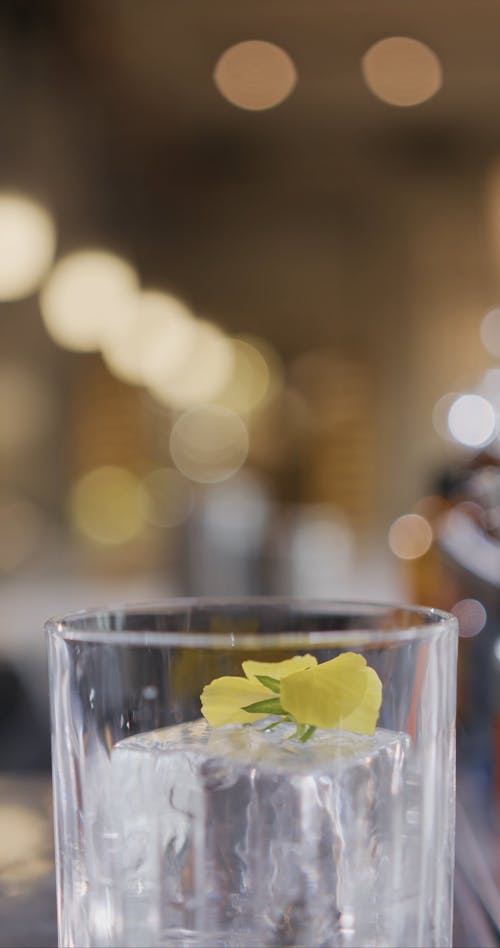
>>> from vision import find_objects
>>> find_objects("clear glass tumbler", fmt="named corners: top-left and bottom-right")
top-left (46, 599), bottom-right (457, 948)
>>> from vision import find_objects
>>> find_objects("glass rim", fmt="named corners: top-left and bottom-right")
top-left (44, 597), bottom-right (457, 649)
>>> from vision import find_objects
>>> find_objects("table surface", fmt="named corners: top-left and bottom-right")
top-left (0, 773), bottom-right (498, 948)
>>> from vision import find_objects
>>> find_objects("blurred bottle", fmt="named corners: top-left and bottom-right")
top-left (408, 461), bottom-right (500, 799)
top-left (279, 503), bottom-right (354, 598)
top-left (181, 471), bottom-right (275, 596)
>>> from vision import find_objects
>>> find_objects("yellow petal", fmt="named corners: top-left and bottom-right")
top-left (334, 666), bottom-right (382, 735)
top-left (200, 676), bottom-right (270, 727)
top-left (242, 654), bottom-right (317, 684)
top-left (280, 652), bottom-right (373, 729)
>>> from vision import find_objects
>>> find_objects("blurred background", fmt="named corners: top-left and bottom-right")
top-left (0, 4), bottom-right (499, 938)
top-left (0, 0), bottom-right (499, 755)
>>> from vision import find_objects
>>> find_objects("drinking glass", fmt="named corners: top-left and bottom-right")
top-left (46, 599), bottom-right (457, 948)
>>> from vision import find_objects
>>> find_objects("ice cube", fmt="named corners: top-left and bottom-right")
top-left (111, 720), bottom-right (418, 948)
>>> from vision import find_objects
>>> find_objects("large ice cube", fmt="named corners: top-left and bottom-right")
top-left (111, 720), bottom-right (418, 948)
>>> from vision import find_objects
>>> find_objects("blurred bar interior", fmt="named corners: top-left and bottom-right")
top-left (0, 3), bottom-right (498, 939)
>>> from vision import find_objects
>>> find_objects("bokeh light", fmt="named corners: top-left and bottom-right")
top-left (447, 393), bottom-right (496, 448)
top-left (362, 37), bottom-right (442, 107)
top-left (451, 599), bottom-right (487, 638)
top-left (215, 337), bottom-right (271, 414)
top-left (169, 406), bottom-right (249, 483)
top-left (388, 513), bottom-right (433, 559)
top-left (0, 805), bottom-right (46, 867)
top-left (40, 249), bottom-right (138, 352)
top-left (142, 468), bottom-right (194, 528)
top-left (149, 320), bottom-right (234, 409)
top-left (68, 466), bottom-right (146, 544)
top-left (137, 291), bottom-right (197, 382)
top-left (480, 307), bottom-right (500, 356)
top-left (99, 308), bottom-right (142, 383)
top-left (0, 193), bottom-right (56, 300)
top-left (102, 288), bottom-right (196, 386)
top-left (214, 40), bottom-right (297, 111)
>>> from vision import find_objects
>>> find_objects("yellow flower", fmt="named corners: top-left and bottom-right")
top-left (280, 653), bottom-right (382, 734)
top-left (242, 654), bottom-right (317, 683)
top-left (334, 665), bottom-right (382, 734)
top-left (200, 654), bottom-right (317, 727)
top-left (200, 676), bottom-right (271, 727)
top-left (200, 652), bottom-right (382, 738)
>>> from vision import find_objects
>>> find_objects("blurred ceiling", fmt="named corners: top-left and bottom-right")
top-left (1, 1), bottom-right (500, 528)
top-left (1, 0), bottom-right (500, 354)
top-left (63, 1), bottom-right (500, 153)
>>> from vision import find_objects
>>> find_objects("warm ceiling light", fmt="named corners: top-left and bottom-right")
top-left (362, 37), bottom-right (442, 107)
top-left (214, 40), bottom-right (297, 111)
top-left (215, 337), bottom-right (276, 414)
top-left (102, 289), bottom-right (196, 386)
top-left (0, 193), bottom-right (56, 300)
top-left (149, 320), bottom-right (234, 410)
top-left (40, 249), bottom-right (138, 352)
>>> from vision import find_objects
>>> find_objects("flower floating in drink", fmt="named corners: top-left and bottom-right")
top-left (201, 652), bottom-right (382, 741)
top-left (48, 601), bottom-right (457, 947)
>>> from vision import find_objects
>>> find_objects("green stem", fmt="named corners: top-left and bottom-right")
top-left (259, 715), bottom-right (290, 732)
top-left (299, 725), bottom-right (316, 744)
top-left (257, 715), bottom-right (316, 743)
top-left (290, 722), bottom-right (307, 741)
top-left (254, 675), bottom-right (281, 694)
top-left (242, 697), bottom-right (284, 714)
